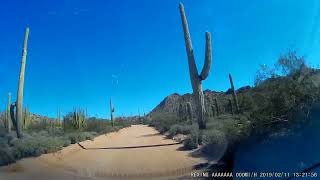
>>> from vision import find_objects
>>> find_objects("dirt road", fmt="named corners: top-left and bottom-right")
top-left (0, 125), bottom-right (206, 180)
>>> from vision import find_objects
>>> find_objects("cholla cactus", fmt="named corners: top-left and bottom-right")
top-left (179, 3), bottom-right (212, 129)
top-left (10, 27), bottom-right (29, 138)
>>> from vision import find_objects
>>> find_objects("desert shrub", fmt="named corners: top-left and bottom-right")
top-left (10, 136), bottom-right (64, 158)
top-left (0, 147), bottom-right (16, 166)
top-left (62, 138), bottom-right (71, 147)
top-left (85, 119), bottom-right (109, 133)
top-left (183, 126), bottom-right (199, 150)
top-left (149, 113), bottom-right (183, 133)
top-left (202, 130), bottom-right (227, 145)
top-left (238, 93), bottom-right (257, 112)
top-left (67, 133), bottom-right (85, 144)
top-left (66, 132), bottom-right (94, 144)
top-left (222, 120), bottom-right (242, 142)
top-left (167, 124), bottom-right (191, 138)
top-left (81, 132), bottom-right (94, 140)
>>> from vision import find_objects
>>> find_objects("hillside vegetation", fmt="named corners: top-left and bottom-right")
top-left (147, 51), bottom-right (320, 169)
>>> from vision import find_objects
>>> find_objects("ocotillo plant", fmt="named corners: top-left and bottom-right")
top-left (10, 27), bottom-right (29, 138)
top-left (228, 73), bottom-right (240, 113)
top-left (110, 97), bottom-right (115, 127)
top-left (179, 3), bottom-right (212, 129)
top-left (6, 93), bottom-right (11, 133)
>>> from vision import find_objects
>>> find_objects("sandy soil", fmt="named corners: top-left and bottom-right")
top-left (0, 125), bottom-right (206, 180)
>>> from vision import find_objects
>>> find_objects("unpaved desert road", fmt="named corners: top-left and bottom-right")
top-left (0, 125), bottom-right (206, 180)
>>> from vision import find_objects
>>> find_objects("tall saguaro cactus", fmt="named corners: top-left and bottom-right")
top-left (179, 3), bottom-right (212, 129)
top-left (6, 93), bottom-right (11, 133)
top-left (228, 73), bottom-right (240, 113)
top-left (110, 97), bottom-right (115, 127)
top-left (10, 27), bottom-right (29, 138)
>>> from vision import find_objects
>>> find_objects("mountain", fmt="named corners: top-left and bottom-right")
top-left (149, 87), bottom-right (251, 118)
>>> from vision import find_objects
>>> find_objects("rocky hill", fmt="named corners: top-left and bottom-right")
top-left (149, 86), bottom-right (251, 119)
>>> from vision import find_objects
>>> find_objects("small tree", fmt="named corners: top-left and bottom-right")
top-left (276, 51), bottom-right (306, 76)
top-left (254, 64), bottom-right (276, 86)
top-left (254, 51), bottom-right (306, 86)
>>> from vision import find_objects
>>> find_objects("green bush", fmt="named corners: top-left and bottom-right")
top-left (0, 147), bottom-right (16, 166)
top-left (201, 130), bottom-right (226, 145)
top-left (67, 132), bottom-right (94, 144)
top-left (168, 124), bottom-right (191, 138)
top-left (149, 113), bottom-right (184, 133)
top-left (183, 126), bottom-right (199, 150)
top-left (10, 136), bottom-right (65, 158)
top-left (85, 119), bottom-right (109, 133)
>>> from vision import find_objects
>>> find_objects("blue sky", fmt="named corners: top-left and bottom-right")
top-left (1, 0), bottom-right (320, 118)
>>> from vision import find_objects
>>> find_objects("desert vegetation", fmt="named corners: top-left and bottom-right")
top-left (0, 27), bottom-right (133, 166)
top-left (1, 2), bottom-right (319, 178)
top-left (145, 2), bottom-right (320, 173)
top-left (148, 50), bottom-right (320, 172)
top-left (0, 108), bottom-right (132, 166)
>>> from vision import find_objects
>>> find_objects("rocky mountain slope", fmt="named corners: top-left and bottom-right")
top-left (149, 86), bottom-right (251, 119)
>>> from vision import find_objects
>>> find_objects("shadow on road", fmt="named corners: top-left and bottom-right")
top-left (78, 142), bottom-right (182, 150)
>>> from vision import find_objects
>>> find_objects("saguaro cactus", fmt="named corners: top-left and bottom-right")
top-left (6, 93), bottom-right (12, 133)
top-left (228, 73), bottom-right (240, 113)
top-left (179, 3), bottom-right (212, 129)
top-left (10, 27), bottom-right (29, 138)
top-left (110, 97), bottom-right (115, 127)
top-left (186, 102), bottom-right (193, 123)
top-left (228, 98), bottom-right (234, 115)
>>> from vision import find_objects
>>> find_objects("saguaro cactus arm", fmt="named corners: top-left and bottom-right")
top-left (200, 32), bottom-right (212, 80)
top-left (179, 3), bottom-right (199, 84)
